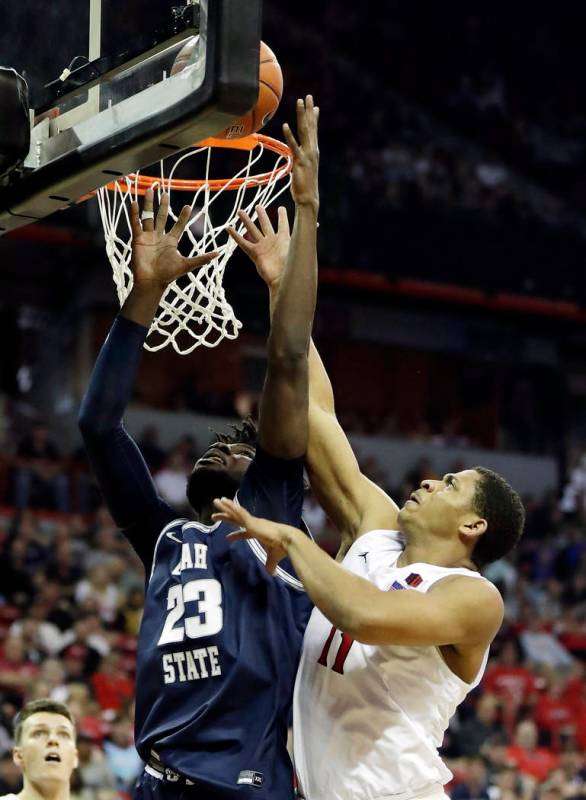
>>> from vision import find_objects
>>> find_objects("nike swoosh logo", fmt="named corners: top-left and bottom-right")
top-left (166, 531), bottom-right (182, 544)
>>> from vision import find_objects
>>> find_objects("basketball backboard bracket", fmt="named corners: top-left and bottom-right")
top-left (0, 0), bottom-right (262, 235)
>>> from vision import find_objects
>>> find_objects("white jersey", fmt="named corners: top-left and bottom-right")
top-left (293, 529), bottom-right (490, 800)
top-left (0, 795), bottom-right (20, 800)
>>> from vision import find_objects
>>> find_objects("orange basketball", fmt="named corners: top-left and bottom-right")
top-left (171, 40), bottom-right (283, 140)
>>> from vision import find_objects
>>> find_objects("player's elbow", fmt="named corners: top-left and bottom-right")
top-left (267, 337), bottom-right (309, 374)
top-left (78, 400), bottom-right (115, 438)
top-left (341, 607), bottom-right (388, 645)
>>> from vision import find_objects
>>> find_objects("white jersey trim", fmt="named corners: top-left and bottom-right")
top-left (148, 517), bottom-right (187, 582)
top-left (233, 492), bottom-right (306, 592)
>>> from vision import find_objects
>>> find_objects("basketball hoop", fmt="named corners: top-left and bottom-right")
top-left (96, 133), bottom-right (292, 354)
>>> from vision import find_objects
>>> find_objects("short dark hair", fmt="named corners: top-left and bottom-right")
top-left (13, 699), bottom-right (75, 744)
top-left (210, 416), bottom-right (257, 448)
top-left (469, 467), bottom-right (525, 569)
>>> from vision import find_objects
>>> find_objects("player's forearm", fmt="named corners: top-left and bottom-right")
top-left (121, 282), bottom-right (165, 327)
top-left (308, 340), bottom-right (335, 411)
top-left (266, 312), bottom-right (336, 412)
top-left (283, 526), bottom-right (379, 634)
top-left (268, 204), bottom-right (318, 362)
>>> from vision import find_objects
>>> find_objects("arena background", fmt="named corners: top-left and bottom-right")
top-left (1, 2), bottom-right (586, 797)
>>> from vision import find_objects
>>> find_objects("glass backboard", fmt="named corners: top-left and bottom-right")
top-left (0, 0), bottom-right (262, 234)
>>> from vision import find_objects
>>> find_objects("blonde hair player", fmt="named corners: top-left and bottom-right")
top-left (226, 210), bottom-right (526, 800)
top-left (2, 699), bottom-right (78, 800)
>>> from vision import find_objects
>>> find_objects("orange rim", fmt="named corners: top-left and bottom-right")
top-left (104, 133), bottom-right (291, 196)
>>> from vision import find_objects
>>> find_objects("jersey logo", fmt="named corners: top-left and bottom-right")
top-left (358, 552), bottom-right (368, 564)
top-left (390, 580), bottom-right (404, 591)
top-left (237, 770), bottom-right (264, 787)
top-left (406, 573), bottom-right (423, 587)
top-left (166, 530), bottom-right (182, 544)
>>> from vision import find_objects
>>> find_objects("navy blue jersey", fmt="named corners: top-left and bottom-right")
top-left (134, 449), bottom-right (311, 798)
top-left (79, 316), bottom-right (313, 800)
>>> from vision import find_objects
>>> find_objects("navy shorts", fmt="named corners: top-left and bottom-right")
top-left (135, 770), bottom-right (200, 800)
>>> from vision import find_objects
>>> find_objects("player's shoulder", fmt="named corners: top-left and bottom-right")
top-left (246, 443), bottom-right (305, 480)
top-left (349, 528), bottom-right (405, 554)
top-left (430, 572), bottom-right (504, 628)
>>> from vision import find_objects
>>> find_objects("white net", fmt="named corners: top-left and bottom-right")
top-left (96, 135), bottom-right (292, 354)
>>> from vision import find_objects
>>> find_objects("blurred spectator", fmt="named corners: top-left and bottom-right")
top-left (455, 694), bottom-right (506, 757)
top-left (0, 755), bottom-right (22, 795)
top-left (153, 448), bottom-right (190, 510)
top-left (12, 422), bottom-right (69, 511)
top-left (122, 588), bottom-right (144, 637)
top-left (102, 716), bottom-right (143, 792)
top-left (75, 732), bottom-right (118, 798)
top-left (91, 655), bottom-right (134, 714)
top-left (0, 636), bottom-right (40, 699)
top-left (137, 426), bottom-right (166, 473)
top-left (533, 674), bottom-right (575, 748)
top-left (506, 720), bottom-right (559, 782)
top-left (482, 640), bottom-right (538, 709)
top-left (45, 539), bottom-right (83, 592)
top-left (491, 765), bottom-right (527, 800)
top-left (560, 455), bottom-right (586, 517)
top-left (519, 618), bottom-right (574, 671)
top-left (451, 756), bottom-right (492, 800)
top-left (1, 537), bottom-right (35, 606)
top-left (39, 658), bottom-right (68, 703)
top-left (75, 565), bottom-right (121, 627)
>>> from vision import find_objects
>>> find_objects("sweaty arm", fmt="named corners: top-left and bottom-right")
top-left (257, 98), bottom-right (319, 460)
top-left (305, 342), bottom-right (399, 547)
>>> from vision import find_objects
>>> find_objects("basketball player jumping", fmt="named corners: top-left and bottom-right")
top-left (0, 699), bottom-right (78, 800)
top-left (79, 96), bottom-right (319, 800)
top-left (226, 212), bottom-right (526, 800)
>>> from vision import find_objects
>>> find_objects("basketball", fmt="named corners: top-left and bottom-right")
top-left (171, 39), bottom-right (283, 139)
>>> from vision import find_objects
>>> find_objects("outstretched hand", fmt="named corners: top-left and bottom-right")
top-left (130, 189), bottom-right (218, 289)
top-left (283, 95), bottom-right (319, 212)
top-left (212, 497), bottom-right (295, 575)
top-left (228, 206), bottom-right (290, 289)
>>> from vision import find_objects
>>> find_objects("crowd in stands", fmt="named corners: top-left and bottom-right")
top-left (1, 412), bottom-right (586, 798)
top-left (262, 4), bottom-right (586, 302)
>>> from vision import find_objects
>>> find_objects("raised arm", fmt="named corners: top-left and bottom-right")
top-left (229, 95), bottom-right (319, 460)
top-left (78, 191), bottom-right (215, 564)
top-left (305, 343), bottom-right (399, 545)
top-left (230, 211), bottom-right (397, 551)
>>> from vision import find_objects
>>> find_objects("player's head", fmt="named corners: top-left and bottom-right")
top-left (398, 467), bottom-right (525, 569)
top-left (186, 417), bottom-right (257, 512)
top-left (12, 699), bottom-right (78, 791)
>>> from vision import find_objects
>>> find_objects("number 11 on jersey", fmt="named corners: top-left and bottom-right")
top-left (317, 625), bottom-right (354, 674)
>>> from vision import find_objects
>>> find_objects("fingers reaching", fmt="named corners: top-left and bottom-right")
top-left (266, 551), bottom-right (279, 577)
top-left (169, 204), bottom-right (192, 240)
top-left (184, 250), bottom-right (219, 272)
top-left (155, 192), bottom-right (170, 234)
top-left (129, 201), bottom-right (143, 239)
top-left (237, 209), bottom-right (262, 242)
top-left (142, 188), bottom-right (155, 232)
top-left (296, 95), bottom-right (315, 148)
top-left (276, 206), bottom-right (290, 235)
top-left (227, 226), bottom-right (251, 252)
top-left (256, 205), bottom-right (274, 237)
top-left (282, 122), bottom-right (302, 160)
top-left (212, 497), bottom-right (245, 525)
